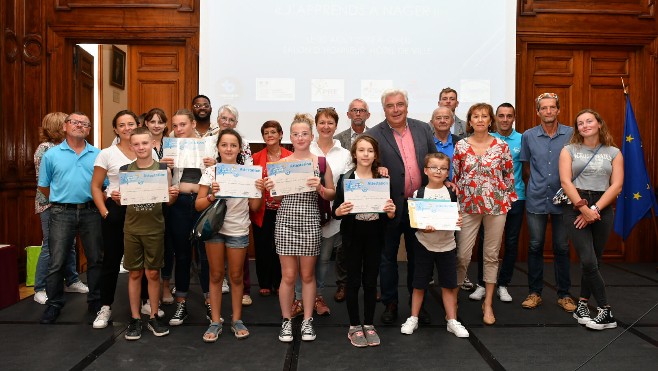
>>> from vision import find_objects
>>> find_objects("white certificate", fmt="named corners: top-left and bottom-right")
top-left (215, 164), bottom-right (262, 198)
top-left (163, 136), bottom-right (217, 169)
top-left (119, 170), bottom-right (169, 205)
top-left (266, 160), bottom-right (315, 196)
top-left (343, 178), bottom-right (390, 214)
top-left (408, 199), bottom-right (460, 231)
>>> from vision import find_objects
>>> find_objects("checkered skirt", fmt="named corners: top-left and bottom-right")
top-left (275, 190), bottom-right (321, 256)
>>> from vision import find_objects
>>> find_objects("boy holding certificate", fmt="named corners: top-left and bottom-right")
top-left (121, 127), bottom-right (178, 340)
top-left (400, 153), bottom-right (468, 338)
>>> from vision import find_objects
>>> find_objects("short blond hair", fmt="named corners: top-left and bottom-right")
top-left (39, 112), bottom-right (67, 143)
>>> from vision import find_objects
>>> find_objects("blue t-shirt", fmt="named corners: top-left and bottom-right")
top-left (433, 134), bottom-right (457, 180)
top-left (519, 124), bottom-right (573, 214)
top-left (492, 129), bottom-right (525, 200)
top-left (38, 139), bottom-right (100, 203)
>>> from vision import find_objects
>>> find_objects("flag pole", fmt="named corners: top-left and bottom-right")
top-left (622, 78), bottom-right (658, 265)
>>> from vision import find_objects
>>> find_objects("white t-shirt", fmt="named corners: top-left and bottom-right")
top-left (199, 165), bottom-right (250, 237)
top-left (413, 186), bottom-right (457, 253)
top-left (94, 145), bottom-right (159, 195)
top-left (310, 139), bottom-right (353, 238)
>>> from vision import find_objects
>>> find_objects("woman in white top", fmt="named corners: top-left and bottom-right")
top-left (90, 110), bottom-right (139, 329)
top-left (292, 107), bottom-right (352, 317)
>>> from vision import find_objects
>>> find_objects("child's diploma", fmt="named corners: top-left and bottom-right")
top-left (266, 160), bottom-right (315, 196)
top-left (215, 164), bottom-right (262, 198)
top-left (343, 178), bottom-right (390, 213)
top-left (408, 199), bottom-right (460, 231)
top-left (119, 170), bottom-right (169, 205)
top-left (163, 136), bottom-right (216, 169)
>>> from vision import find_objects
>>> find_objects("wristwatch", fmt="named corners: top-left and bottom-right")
top-left (590, 204), bottom-right (601, 213)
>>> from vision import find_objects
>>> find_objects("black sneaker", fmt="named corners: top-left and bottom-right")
top-left (279, 319), bottom-right (293, 343)
top-left (40, 305), bottom-right (60, 324)
top-left (205, 302), bottom-right (212, 322)
top-left (125, 318), bottom-right (142, 340)
top-left (586, 307), bottom-right (617, 330)
top-left (168, 300), bottom-right (188, 326)
top-left (147, 317), bottom-right (170, 337)
top-left (300, 317), bottom-right (316, 341)
top-left (573, 300), bottom-right (591, 325)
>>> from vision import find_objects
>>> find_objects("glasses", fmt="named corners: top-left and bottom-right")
top-left (350, 108), bottom-right (368, 114)
top-left (66, 119), bottom-right (91, 128)
top-left (193, 103), bottom-right (210, 109)
top-left (425, 167), bottom-right (449, 173)
top-left (317, 107), bottom-right (336, 113)
top-left (218, 116), bottom-right (237, 124)
top-left (291, 132), bottom-right (311, 139)
top-left (536, 92), bottom-right (558, 101)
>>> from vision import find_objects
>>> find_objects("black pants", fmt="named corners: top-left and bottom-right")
top-left (345, 220), bottom-right (382, 326)
top-left (99, 199), bottom-right (127, 306)
top-left (253, 209), bottom-right (281, 291)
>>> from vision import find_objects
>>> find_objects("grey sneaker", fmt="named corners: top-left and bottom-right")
top-left (147, 317), bottom-right (169, 337)
top-left (348, 326), bottom-right (368, 348)
top-left (125, 318), bottom-right (142, 340)
top-left (362, 325), bottom-right (380, 346)
top-left (300, 317), bottom-right (316, 341)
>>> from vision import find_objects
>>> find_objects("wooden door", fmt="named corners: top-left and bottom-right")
top-left (128, 45), bottom-right (186, 129)
top-left (519, 46), bottom-right (637, 261)
top-left (74, 45), bottom-right (95, 146)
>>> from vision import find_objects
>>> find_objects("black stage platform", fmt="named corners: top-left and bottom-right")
top-left (1, 262), bottom-right (657, 370)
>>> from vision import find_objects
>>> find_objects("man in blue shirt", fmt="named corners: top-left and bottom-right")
top-left (519, 93), bottom-right (576, 312)
top-left (430, 106), bottom-right (462, 180)
top-left (471, 103), bottom-right (526, 303)
top-left (38, 112), bottom-right (103, 324)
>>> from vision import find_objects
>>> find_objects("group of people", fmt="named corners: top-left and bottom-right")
top-left (33, 87), bottom-right (623, 348)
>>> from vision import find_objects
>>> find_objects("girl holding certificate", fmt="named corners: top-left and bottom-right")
top-left (452, 103), bottom-right (517, 326)
top-left (264, 113), bottom-right (336, 343)
top-left (196, 129), bottom-right (264, 342)
top-left (333, 134), bottom-right (396, 347)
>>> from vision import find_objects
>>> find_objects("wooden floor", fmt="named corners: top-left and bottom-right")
top-left (2, 262), bottom-right (657, 371)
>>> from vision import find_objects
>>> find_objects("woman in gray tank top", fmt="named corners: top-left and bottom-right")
top-left (558, 109), bottom-right (623, 331)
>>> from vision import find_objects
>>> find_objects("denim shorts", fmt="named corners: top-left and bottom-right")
top-left (206, 233), bottom-right (249, 248)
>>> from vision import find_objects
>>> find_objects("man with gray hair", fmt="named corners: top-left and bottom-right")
top-left (335, 98), bottom-right (371, 150)
top-left (368, 89), bottom-right (437, 324)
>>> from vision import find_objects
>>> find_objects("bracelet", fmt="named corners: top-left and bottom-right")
top-left (573, 199), bottom-right (588, 208)
top-left (207, 193), bottom-right (214, 202)
top-left (103, 210), bottom-right (109, 219)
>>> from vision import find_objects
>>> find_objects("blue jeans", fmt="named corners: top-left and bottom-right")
top-left (45, 205), bottom-right (102, 308)
top-left (34, 208), bottom-right (79, 292)
top-left (477, 200), bottom-right (525, 287)
top-left (380, 203), bottom-right (417, 306)
top-left (295, 231), bottom-right (340, 299)
top-left (526, 211), bottom-right (571, 298)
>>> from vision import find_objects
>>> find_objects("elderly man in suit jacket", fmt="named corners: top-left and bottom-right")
top-left (438, 87), bottom-right (467, 138)
top-left (334, 98), bottom-right (370, 150)
top-left (368, 89), bottom-right (437, 324)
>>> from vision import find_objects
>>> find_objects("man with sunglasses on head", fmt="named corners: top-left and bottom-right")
top-left (335, 98), bottom-right (371, 151)
top-left (368, 89), bottom-right (437, 325)
top-left (39, 112), bottom-right (103, 324)
top-left (519, 93), bottom-right (576, 313)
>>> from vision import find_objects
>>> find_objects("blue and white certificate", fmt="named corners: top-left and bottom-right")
top-left (163, 136), bottom-right (217, 169)
top-left (408, 199), bottom-right (460, 231)
top-left (119, 170), bottom-right (169, 205)
top-left (215, 164), bottom-right (263, 198)
top-left (343, 178), bottom-right (390, 213)
top-left (266, 160), bottom-right (315, 196)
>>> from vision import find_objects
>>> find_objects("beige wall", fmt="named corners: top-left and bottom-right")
top-left (101, 44), bottom-right (128, 149)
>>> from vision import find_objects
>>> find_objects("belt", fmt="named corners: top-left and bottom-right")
top-left (52, 201), bottom-right (96, 209)
top-left (576, 189), bottom-right (605, 197)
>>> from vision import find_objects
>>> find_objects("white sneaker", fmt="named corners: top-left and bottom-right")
top-left (141, 299), bottom-right (164, 317)
top-left (497, 286), bottom-right (512, 302)
top-left (447, 319), bottom-right (469, 338)
top-left (34, 290), bottom-right (48, 304)
top-left (93, 305), bottom-right (112, 329)
top-left (64, 281), bottom-right (89, 294)
top-left (469, 285), bottom-right (486, 300)
top-left (222, 278), bottom-right (230, 294)
top-left (400, 316), bottom-right (418, 335)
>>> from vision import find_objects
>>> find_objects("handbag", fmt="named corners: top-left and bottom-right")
top-left (190, 198), bottom-right (227, 242)
top-left (317, 156), bottom-right (332, 226)
top-left (552, 145), bottom-right (602, 205)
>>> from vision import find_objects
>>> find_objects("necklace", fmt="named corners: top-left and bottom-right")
top-left (267, 149), bottom-right (281, 161)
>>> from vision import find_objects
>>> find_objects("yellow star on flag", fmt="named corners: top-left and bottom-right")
top-left (626, 135), bottom-right (634, 142)
top-left (633, 192), bottom-right (642, 200)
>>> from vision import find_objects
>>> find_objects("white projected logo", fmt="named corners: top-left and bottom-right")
top-left (311, 79), bottom-right (345, 102)
top-left (255, 78), bottom-right (296, 101)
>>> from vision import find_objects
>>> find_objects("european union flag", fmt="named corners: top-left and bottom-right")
top-left (614, 96), bottom-right (658, 240)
